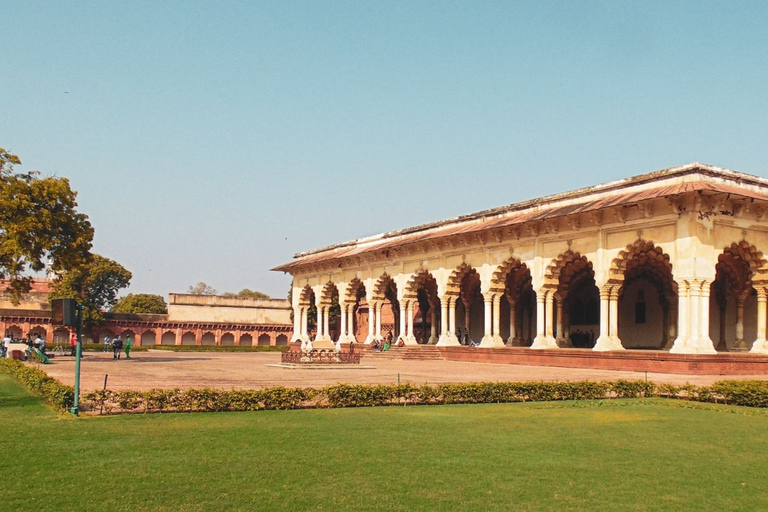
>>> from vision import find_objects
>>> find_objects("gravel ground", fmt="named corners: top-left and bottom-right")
top-left (37, 350), bottom-right (768, 391)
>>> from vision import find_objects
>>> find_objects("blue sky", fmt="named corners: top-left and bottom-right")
top-left (2, 1), bottom-right (768, 298)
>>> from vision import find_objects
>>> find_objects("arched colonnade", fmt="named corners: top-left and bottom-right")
top-left (291, 239), bottom-right (768, 354)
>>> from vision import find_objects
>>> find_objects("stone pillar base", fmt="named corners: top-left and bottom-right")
top-left (403, 335), bottom-right (418, 345)
top-left (531, 335), bottom-right (558, 350)
top-left (593, 335), bottom-right (624, 352)
top-left (750, 339), bottom-right (768, 354)
top-left (670, 337), bottom-right (717, 354)
top-left (436, 333), bottom-right (460, 347)
top-left (507, 336), bottom-right (517, 347)
top-left (427, 334), bottom-right (439, 345)
top-left (479, 334), bottom-right (505, 348)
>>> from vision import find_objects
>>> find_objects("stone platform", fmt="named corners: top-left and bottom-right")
top-left (360, 345), bottom-right (768, 375)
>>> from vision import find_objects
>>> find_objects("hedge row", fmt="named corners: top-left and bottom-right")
top-left (0, 358), bottom-right (74, 411)
top-left (79, 379), bottom-right (768, 415)
top-left (146, 345), bottom-right (289, 353)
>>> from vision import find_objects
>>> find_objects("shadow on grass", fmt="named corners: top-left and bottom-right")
top-left (0, 392), bottom-right (43, 409)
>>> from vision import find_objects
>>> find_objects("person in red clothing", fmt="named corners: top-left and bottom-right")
top-left (69, 331), bottom-right (77, 357)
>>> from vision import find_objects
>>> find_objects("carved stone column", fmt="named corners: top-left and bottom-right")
top-left (315, 306), bottom-right (323, 340)
top-left (375, 302), bottom-right (382, 341)
top-left (735, 293), bottom-right (747, 350)
top-left (608, 287), bottom-right (624, 349)
top-left (292, 305), bottom-right (302, 342)
top-left (429, 302), bottom-right (438, 345)
top-left (670, 280), bottom-right (690, 353)
top-left (365, 302), bottom-right (375, 344)
top-left (480, 294), bottom-right (504, 347)
top-left (532, 290), bottom-right (557, 349)
top-left (507, 298), bottom-right (516, 346)
top-left (689, 281), bottom-right (701, 349)
top-left (593, 286), bottom-right (613, 351)
top-left (751, 287), bottom-right (768, 354)
top-left (555, 297), bottom-right (564, 346)
top-left (405, 301), bottom-right (417, 345)
top-left (449, 297), bottom-right (458, 343)
top-left (398, 302), bottom-right (407, 343)
top-left (323, 305), bottom-right (331, 341)
top-left (339, 303), bottom-right (348, 343)
top-left (437, 296), bottom-right (460, 346)
top-left (699, 282), bottom-right (715, 352)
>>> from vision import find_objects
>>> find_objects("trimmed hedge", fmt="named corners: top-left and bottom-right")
top-left (0, 358), bottom-right (74, 411)
top-left (78, 379), bottom-right (768, 415)
top-left (4, 356), bottom-right (767, 415)
top-left (146, 345), bottom-right (289, 353)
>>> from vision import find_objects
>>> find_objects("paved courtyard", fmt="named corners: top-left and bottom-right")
top-left (38, 350), bottom-right (768, 392)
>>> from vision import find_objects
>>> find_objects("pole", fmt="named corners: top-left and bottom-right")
top-left (70, 303), bottom-right (83, 416)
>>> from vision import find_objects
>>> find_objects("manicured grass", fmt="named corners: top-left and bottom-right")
top-left (2, 374), bottom-right (767, 511)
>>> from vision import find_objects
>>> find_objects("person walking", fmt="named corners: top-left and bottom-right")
top-left (69, 331), bottom-right (77, 357)
top-left (103, 335), bottom-right (111, 352)
top-left (112, 336), bottom-right (123, 360)
top-left (124, 335), bottom-right (133, 359)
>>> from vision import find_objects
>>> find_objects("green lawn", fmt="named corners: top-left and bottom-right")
top-left (2, 374), bottom-right (767, 512)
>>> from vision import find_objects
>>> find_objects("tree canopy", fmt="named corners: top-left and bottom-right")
top-left (188, 282), bottom-right (217, 295)
top-left (51, 254), bottom-right (132, 326)
top-left (223, 288), bottom-right (270, 299)
top-left (0, 147), bottom-right (93, 303)
top-left (111, 293), bottom-right (168, 314)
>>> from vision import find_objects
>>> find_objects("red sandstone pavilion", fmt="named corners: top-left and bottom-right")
top-left (0, 281), bottom-right (292, 347)
top-left (274, 163), bottom-right (768, 374)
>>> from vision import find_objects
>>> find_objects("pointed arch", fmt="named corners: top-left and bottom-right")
top-left (445, 262), bottom-right (476, 297)
top-left (298, 285), bottom-right (315, 306)
top-left (610, 239), bottom-right (676, 295)
top-left (611, 239), bottom-right (676, 350)
top-left (372, 273), bottom-right (396, 302)
top-left (345, 278), bottom-right (366, 304)
top-left (490, 256), bottom-right (525, 294)
top-left (319, 281), bottom-right (339, 306)
top-left (711, 240), bottom-right (768, 351)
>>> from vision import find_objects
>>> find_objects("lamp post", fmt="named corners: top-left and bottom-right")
top-left (51, 298), bottom-right (82, 416)
top-left (69, 303), bottom-right (84, 416)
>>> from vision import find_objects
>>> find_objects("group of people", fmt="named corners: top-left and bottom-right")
top-left (371, 331), bottom-right (406, 351)
top-left (2, 332), bottom-right (46, 358)
top-left (102, 335), bottom-right (133, 360)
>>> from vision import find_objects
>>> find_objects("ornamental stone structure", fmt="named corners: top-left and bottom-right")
top-left (275, 163), bottom-right (768, 356)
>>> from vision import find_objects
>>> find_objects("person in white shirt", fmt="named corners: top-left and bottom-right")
top-left (3, 333), bottom-right (12, 358)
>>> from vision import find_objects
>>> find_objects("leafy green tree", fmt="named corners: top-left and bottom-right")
top-left (111, 293), bottom-right (168, 314)
top-left (188, 282), bottom-right (217, 295)
top-left (0, 147), bottom-right (93, 303)
top-left (51, 254), bottom-right (132, 326)
top-left (223, 288), bottom-right (270, 299)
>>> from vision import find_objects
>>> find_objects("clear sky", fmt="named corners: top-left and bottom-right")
top-left (2, 1), bottom-right (768, 299)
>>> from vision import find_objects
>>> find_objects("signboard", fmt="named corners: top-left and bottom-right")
top-left (51, 298), bottom-right (78, 326)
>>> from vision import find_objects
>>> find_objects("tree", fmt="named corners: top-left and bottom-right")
top-left (0, 147), bottom-right (93, 303)
top-left (188, 282), bottom-right (217, 295)
top-left (51, 254), bottom-right (132, 326)
top-left (111, 294), bottom-right (168, 314)
top-left (223, 288), bottom-right (270, 299)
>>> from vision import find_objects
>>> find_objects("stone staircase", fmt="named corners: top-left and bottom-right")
top-left (364, 345), bottom-right (444, 361)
